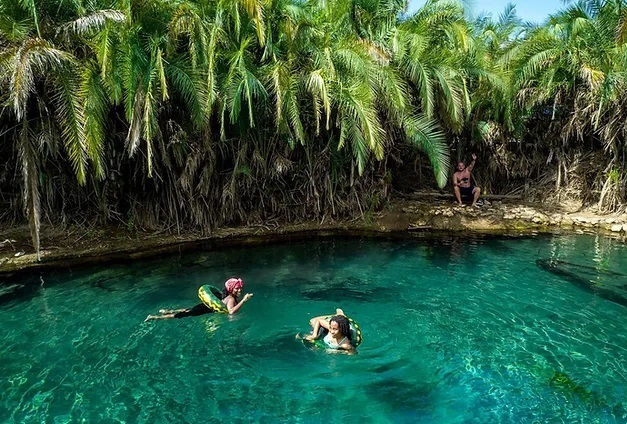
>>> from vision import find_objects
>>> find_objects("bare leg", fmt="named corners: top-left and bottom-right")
top-left (472, 187), bottom-right (481, 207)
top-left (159, 308), bottom-right (187, 314)
top-left (145, 310), bottom-right (188, 322)
top-left (454, 186), bottom-right (463, 206)
top-left (145, 313), bottom-right (175, 322)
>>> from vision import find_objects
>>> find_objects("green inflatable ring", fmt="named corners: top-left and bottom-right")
top-left (304, 315), bottom-right (362, 349)
top-left (198, 285), bottom-right (229, 314)
top-left (346, 316), bottom-right (363, 347)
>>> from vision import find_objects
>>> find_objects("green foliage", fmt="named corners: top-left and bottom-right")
top-left (607, 167), bottom-right (620, 184)
top-left (4, 0), bottom-right (627, 254)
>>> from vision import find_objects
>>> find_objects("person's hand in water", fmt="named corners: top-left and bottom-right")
top-left (336, 308), bottom-right (345, 316)
top-left (243, 293), bottom-right (253, 301)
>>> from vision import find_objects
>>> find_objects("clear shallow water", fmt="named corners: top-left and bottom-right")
top-left (1, 234), bottom-right (627, 423)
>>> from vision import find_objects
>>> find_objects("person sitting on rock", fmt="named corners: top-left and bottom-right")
top-left (453, 153), bottom-right (481, 207)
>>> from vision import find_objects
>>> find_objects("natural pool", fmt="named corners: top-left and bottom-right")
top-left (1, 234), bottom-right (627, 423)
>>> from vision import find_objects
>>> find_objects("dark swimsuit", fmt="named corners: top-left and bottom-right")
top-left (174, 293), bottom-right (235, 318)
top-left (458, 177), bottom-right (475, 198)
top-left (174, 303), bottom-right (213, 318)
top-left (460, 185), bottom-right (474, 197)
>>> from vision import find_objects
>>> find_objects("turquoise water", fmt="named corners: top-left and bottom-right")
top-left (1, 234), bottom-right (627, 423)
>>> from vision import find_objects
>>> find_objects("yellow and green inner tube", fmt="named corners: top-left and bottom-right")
top-left (306, 315), bottom-right (362, 349)
top-left (198, 285), bottom-right (229, 314)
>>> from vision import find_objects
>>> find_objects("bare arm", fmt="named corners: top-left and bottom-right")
top-left (467, 154), bottom-right (477, 172)
top-left (327, 344), bottom-right (355, 355)
top-left (338, 340), bottom-right (354, 351)
top-left (225, 293), bottom-right (253, 314)
top-left (305, 318), bottom-right (330, 340)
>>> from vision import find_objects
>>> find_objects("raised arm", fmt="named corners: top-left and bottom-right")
top-left (305, 317), bottom-right (330, 340)
top-left (467, 154), bottom-right (477, 172)
top-left (225, 293), bottom-right (253, 314)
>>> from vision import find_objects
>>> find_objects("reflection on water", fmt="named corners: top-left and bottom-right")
top-left (536, 258), bottom-right (627, 307)
top-left (536, 233), bottom-right (627, 308)
top-left (0, 234), bottom-right (627, 422)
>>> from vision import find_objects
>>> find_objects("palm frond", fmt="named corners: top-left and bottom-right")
top-left (7, 38), bottom-right (74, 120)
top-left (337, 82), bottom-right (385, 160)
top-left (433, 66), bottom-right (465, 131)
top-left (168, 3), bottom-right (206, 65)
top-left (0, 14), bottom-right (31, 41)
top-left (166, 57), bottom-right (208, 126)
top-left (52, 66), bottom-right (88, 184)
top-left (154, 46), bottom-right (169, 101)
top-left (306, 69), bottom-right (331, 131)
top-left (618, 8), bottom-right (627, 45)
top-left (142, 81), bottom-right (159, 177)
top-left (404, 59), bottom-right (434, 117)
top-left (332, 45), bottom-right (370, 80)
top-left (64, 9), bottom-right (126, 37)
top-left (517, 47), bottom-right (558, 82)
top-left (206, 15), bottom-right (225, 113)
top-left (17, 0), bottom-right (40, 37)
top-left (126, 87), bottom-right (144, 155)
top-left (371, 65), bottom-right (408, 126)
top-left (403, 114), bottom-right (449, 188)
top-left (80, 63), bottom-right (108, 179)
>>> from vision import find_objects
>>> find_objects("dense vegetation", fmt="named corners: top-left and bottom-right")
top-left (1, 0), bottom-right (626, 256)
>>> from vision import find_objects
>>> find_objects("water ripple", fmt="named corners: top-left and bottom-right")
top-left (1, 235), bottom-right (627, 422)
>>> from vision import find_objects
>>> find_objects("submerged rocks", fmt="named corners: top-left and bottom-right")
top-left (0, 282), bottom-right (29, 304)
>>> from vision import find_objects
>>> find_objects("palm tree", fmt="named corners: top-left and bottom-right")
top-left (510, 0), bottom-right (627, 210)
top-left (0, 0), bottom-right (535, 249)
top-left (0, 0), bottom-right (126, 259)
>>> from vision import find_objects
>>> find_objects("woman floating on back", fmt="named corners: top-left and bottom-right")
top-left (144, 278), bottom-right (253, 321)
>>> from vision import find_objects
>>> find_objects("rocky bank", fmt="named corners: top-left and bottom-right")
top-left (1, 197), bottom-right (626, 274)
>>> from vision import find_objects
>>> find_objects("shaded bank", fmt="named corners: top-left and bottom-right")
top-left (3, 0), bottom-right (627, 268)
top-left (1, 198), bottom-right (627, 275)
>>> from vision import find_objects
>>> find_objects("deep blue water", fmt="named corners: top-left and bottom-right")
top-left (1, 233), bottom-right (627, 423)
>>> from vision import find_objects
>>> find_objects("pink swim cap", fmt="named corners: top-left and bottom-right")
top-left (225, 278), bottom-right (243, 293)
